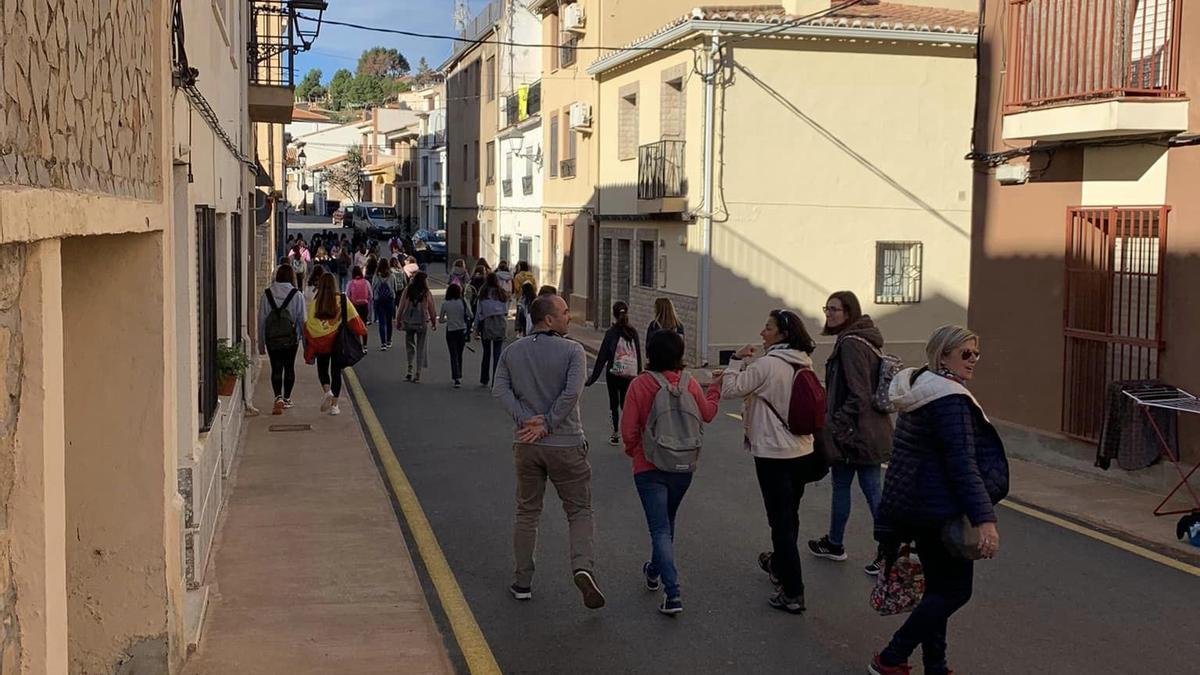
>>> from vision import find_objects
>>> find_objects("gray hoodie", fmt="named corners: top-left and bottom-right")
top-left (257, 282), bottom-right (306, 353)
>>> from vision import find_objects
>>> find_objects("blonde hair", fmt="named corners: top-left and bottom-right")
top-left (653, 297), bottom-right (681, 332)
top-left (925, 325), bottom-right (979, 371)
top-left (453, 258), bottom-right (466, 270)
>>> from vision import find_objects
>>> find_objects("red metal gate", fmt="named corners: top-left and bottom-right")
top-left (1062, 206), bottom-right (1168, 441)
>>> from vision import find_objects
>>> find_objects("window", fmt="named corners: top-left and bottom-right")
top-left (661, 71), bottom-right (686, 140)
top-left (562, 112), bottom-right (577, 178)
top-left (486, 55), bottom-right (496, 101)
top-left (875, 242), bottom-right (923, 304)
top-left (639, 240), bottom-right (656, 288)
top-left (505, 150), bottom-right (513, 181)
top-left (421, 156), bottom-right (429, 186)
top-left (472, 60), bottom-right (481, 98)
top-left (618, 85), bottom-right (639, 160)
top-left (231, 212), bottom-right (243, 345)
top-left (474, 140), bottom-right (480, 180)
top-left (560, 32), bottom-right (578, 68)
top-left (196, 206), bottom-right (217, 431)
top-left (463, 144), bottom-right (469, 180)
top-left (486, 141), bottom-right (495, 184)
top-left (549, 113), bottom-right (559, 178)
top-left (549, 12), bottom-right (561, 69)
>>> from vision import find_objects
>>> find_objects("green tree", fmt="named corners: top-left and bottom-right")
top-left (350, 74), bottom-right (387, 107)
top-left (327, 68), bottom-right (354, 110)
top-left (296, 68), bottom-right (323, 101)
top-left (415, 57), bottom-right (433, 85)
top-left (356, 46), bottom-right (410, 79)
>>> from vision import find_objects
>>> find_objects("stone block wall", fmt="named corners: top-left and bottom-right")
top-left (0, 244), bottom-right (26, 674)
top-left (0, 0), bottom-right (161, 200)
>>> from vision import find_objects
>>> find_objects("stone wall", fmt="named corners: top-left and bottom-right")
top-left (0, 243), bottom-right (26, 674)
top-left (0, 0), bottom-right (161, 200)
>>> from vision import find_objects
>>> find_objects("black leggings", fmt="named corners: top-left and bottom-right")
top-left (606, 372), bottom-right (632, 433)
top-left (267, 345), bottom-right (298, 399)
top-left (315, 353), bottom-right (343, 398)
top-left (754, 456), bottom-right (809, 599)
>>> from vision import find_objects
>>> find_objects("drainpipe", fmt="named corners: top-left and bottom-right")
top-left (698, 30), bottom-right (720, 367)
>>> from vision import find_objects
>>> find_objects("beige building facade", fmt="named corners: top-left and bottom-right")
top-left (0, 1), bottom-right (293, 672)
top-left (588, 2), bottom-right (978, 365)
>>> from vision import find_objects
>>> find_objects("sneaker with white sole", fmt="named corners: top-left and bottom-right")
top-left (807, 535), bottom-right (848, 561)
top-left (768, 589), bottom-right (806, 614)
top-left (328, 404), bottom-right (340, 416)
top-left (573, 569), bottom-right (606, 609)
top-left (758, 551), bottom-right (780, 586)
top-left (642, 562), bottom-right (661, 592)
top-left (608, 433), bottom-right (620, 446)
top-left (272, 397), bottom-right (285, 415)
top-left (659, 596), bottom-right (683, 616)
top-left (864, 553), bottom-right (884, 576)
top-left (282, 398), bottom-right (294, 409)
top-left (509, 584), bottom-right (532, 601)
top-left (320, 392), bottom-right (334, 412)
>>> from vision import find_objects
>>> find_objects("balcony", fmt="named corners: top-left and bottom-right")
top-left (1003, 0), bottom-right (1188, 142)
top-left (560, 158), bottom-right (576, 179)
top-left (502, 81), bottom-right (541, 128)
top-left (522, 175), bottom-right (533, 195)
top-left (501, 179), bottom-right (513, 197)
top-left (637, 140), bottom-right (686, 213)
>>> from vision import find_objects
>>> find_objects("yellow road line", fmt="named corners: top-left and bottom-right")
top-left (344, 369), bottom-right (502, 675)
top-left (1000, 499), bottom-right (1200, 578)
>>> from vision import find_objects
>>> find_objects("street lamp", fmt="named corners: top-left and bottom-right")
top-left (298, 148), bottom-right (309, 216)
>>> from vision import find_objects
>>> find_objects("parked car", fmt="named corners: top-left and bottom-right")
top-left (413, 229), bottom-right (447, 262)
top-left (352, 203), bottom-right (399, 235)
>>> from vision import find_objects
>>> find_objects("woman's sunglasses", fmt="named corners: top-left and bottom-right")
top-left (958, 349), bottom-right (982, 361)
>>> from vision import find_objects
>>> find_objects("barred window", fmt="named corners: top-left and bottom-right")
top-left (875, 241), bottom-right (923, 304)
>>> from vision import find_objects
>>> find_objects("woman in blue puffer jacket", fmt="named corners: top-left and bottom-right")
top-left (869, 325), bottom-right (1009, 675)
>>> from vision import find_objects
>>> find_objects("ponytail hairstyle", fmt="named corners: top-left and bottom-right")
top-left (768, 309), bottom-right (816, 354)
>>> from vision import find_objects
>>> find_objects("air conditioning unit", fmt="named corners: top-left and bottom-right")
top-left (563, 3), bottom-right (585, 33)
top-left (569, 101), bottom-right (592, 130)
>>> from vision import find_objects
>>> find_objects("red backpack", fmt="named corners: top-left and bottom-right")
top-left (762, 356), bottom-right (827, 436)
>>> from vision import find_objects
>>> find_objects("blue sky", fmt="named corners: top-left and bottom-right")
top-left (295, 0), bottom-right (468, 82)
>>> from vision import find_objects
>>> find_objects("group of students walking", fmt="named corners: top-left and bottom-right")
top-left (495, 289), bottom-right (1009, 675)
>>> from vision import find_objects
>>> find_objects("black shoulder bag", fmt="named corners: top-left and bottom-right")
top-left (333, 294), bottom-right (365, 369)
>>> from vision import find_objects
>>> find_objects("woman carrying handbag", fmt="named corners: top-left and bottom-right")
top-left (303, 274), bottom-right (367, 416)
top-left (869, 325), bottom-right (1009, 675)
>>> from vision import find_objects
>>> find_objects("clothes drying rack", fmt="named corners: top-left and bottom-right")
top-left (1122, 383), bottom-right (1200, 517)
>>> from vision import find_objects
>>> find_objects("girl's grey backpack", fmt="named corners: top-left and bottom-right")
top-left (642, 372), bottom-right (704, 473)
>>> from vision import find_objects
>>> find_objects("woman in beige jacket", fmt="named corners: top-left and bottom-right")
top-left (714, 309), bottom-right (819, 615)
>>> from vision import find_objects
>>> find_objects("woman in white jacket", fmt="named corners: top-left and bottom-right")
top-left (714, 309), bottom-right (819, 615)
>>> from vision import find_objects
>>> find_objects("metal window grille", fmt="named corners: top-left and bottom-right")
top-left (874, 242), bottom-right (923, 304)
top-left (232, 212), bottom-right (244, 345)
top-left (1062, 206), bottom-right (1168, 441)
top-left (637, 140), bottom-right (685, 199)
top-left (197, 206), bottom-right (218, 432)
top-left (639, 240), bottom-right (655, 288)
top-left (549, 114), bottom-right (559, 177)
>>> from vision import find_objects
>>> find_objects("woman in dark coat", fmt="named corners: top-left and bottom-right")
top-left (809, 291), bottom-right (894, 574)
top-left (869, 325), bottom-right (1008, 675)
top-left (586, 302), bottom-right (642, 446)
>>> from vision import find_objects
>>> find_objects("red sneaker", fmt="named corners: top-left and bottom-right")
top-left (868, 653), bottom-right (912, 675)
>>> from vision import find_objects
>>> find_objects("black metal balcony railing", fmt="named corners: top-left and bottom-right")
top-left (502, 179), bottom-right (513, 197)
top-left (638, 140), bottom-right (686, 199)
top-left (522, 175), bottom-right (533, 195)
top-left (560, 158), bottom-right (576, 178)
top-left (527, 81), bottom-right (541, 117)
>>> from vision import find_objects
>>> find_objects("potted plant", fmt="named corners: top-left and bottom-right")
top-left (216, 339), bottom-right (250, 397)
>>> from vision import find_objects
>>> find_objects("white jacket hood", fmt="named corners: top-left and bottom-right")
top-left (889, 367), bottom-right (988, 420)
top-left (764, 347), bottom-right (813, 369)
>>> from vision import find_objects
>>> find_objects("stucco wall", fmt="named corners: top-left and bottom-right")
top-left (0, 0), bottom-right (162, 202)
top-left (63, 233), bottom-right (171, 674)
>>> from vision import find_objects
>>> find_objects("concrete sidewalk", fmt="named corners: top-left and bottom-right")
top-left (183, 361), bottom-right (454, 674)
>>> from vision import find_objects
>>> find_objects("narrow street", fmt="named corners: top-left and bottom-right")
top-left (351, 289), bottom-right (1200, 675)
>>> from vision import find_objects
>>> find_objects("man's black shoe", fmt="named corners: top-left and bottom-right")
top-left (573, 569), bottom-right (606, 609)
top-left (509, 584), bottom-right (532, 601)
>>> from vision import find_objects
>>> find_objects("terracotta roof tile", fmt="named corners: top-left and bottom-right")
top-left (697, 2), bottom-right (978, 34)
top-left (292, 107), bottom-right (332, 122)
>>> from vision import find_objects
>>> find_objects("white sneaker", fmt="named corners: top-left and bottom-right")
top-left (320, 392), bottom-right (334, 412)
top-left (328, 404), bottom-right (341, 416)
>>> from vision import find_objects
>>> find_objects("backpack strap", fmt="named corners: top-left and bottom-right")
top-left (841, 334), bottom-right (884, 359)
top-left (265, 288), bottom-right (279, 311)
top-left (761, 354), bottom-right (804, 433)
top-left (282, 288), bottom-right (298, 308)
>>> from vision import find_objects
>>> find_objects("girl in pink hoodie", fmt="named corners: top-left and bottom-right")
top-left (346, 266), bottom-right (372, 353)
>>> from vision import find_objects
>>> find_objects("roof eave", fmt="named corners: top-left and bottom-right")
top-left (587, 19), bottom-right (978, 76)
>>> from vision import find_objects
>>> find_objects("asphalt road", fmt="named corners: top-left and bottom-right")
top-left (352, 289), bottom-right (1200, 674)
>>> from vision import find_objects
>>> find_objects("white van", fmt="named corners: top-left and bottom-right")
top-left (351, 203), bottom-right (398, 234)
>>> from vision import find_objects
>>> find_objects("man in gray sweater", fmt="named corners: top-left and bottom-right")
top-left (493, 294), bottom-right (605, 609)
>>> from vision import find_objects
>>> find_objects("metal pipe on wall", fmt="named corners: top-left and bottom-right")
top-left (698, 30), bottom-right (720, 367)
